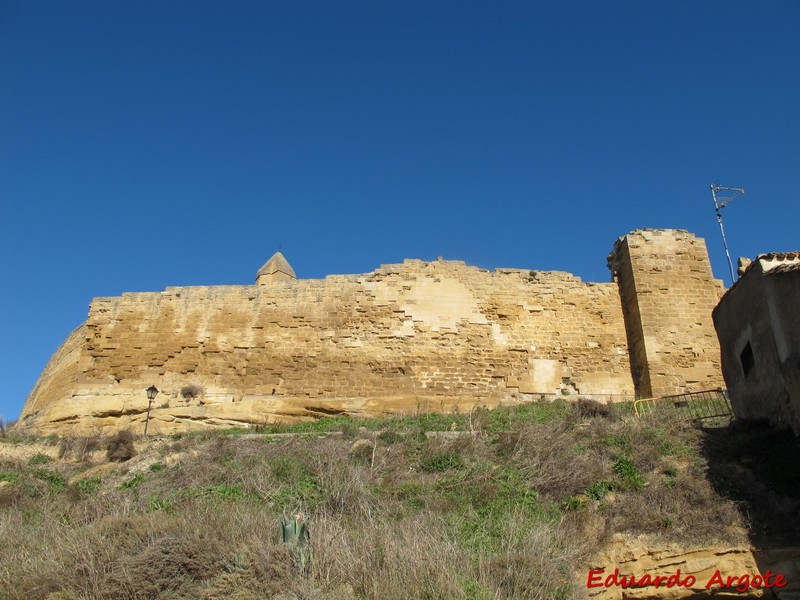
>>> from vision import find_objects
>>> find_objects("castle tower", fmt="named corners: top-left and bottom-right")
top-left (256, 251), bottom-right (296, 285)
top-left (608, 229), bottom-right (725, 397)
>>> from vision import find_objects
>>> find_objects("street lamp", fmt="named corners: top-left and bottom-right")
top-left (144, 385), bottom-right (159, 436)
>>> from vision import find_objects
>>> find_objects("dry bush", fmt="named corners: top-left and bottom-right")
top-left (180, 383), bottom-right (205, 399)
top-left (574, 398), bottom-right (612, 419)
top-left (103, 534), bottom-right (223, 598)
top-left (311, 511), bottom-right (465, 599)
top-left (59, 436), bottom-right (102, 462)
top-left (310, 509), bottom-right (580, 600)
top-left (510, 421), bottom-right (606, 500)
top-left (314, 459), bottom-right (377, 516)
top-left (106, 430), bottom-right (136, 462)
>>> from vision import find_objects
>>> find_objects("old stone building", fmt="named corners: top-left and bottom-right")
top-left (713, 252), bottom-right (800, 433)
top-left (20, 229), bottom-right (726, 434)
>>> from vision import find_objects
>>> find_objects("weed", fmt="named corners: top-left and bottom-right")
top-left (58, 436), bottom-right (101, 461)
top-left (28, 453), bottom-right (52, 465)
top-left (613, 458), bottom-right (644, 491)
top-left (149, 495), bottom-right (176, 512)
top-left (574, 398), bottom-right (612, 419)
top-left (74, 476), bottom-right (102, 495)
top-left (107, 430), bottom-right (136, 462)
top-left (377, 429), bottom-right (403, 445)
top-left (585, 480), bottom-right (615, 501)
top-left (119, 473), bottom-right (145, 489)
top-left (180, 383), bottom-right (204, 399)
top-left (268, 458), bottom-right (323, 510)
top-left (420, 451), bottom-right (464, 473)
top-left (0, 471), bottom-right (20, 484)
top-left (207, 483), bottom-right (243, 501)
top-left (33, 468), bottom-right (66, 490)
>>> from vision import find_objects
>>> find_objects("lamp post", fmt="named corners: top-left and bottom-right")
top-left (144, 385), bottom-right (159, 436)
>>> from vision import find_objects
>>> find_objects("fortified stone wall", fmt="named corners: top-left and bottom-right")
top-left (608, 229), bottom-right (725, 397)
top-left (19, 229), bottom-right (725, 434)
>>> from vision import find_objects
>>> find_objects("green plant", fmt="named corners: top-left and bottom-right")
top-left (0, 471), bottom-right (20, 484)
top-left (280, 514), bottom-right (311, 574)
top-left (420, 451), bottom-right (464, 473)
top-left (119, 472), bottom-right (145, 489)
top-left (149, 495), bottom-right (176, 512)
top-left (377, 429), bottom-right (402, 445)
top-left (207, 483), bottom-right (243, 501)
top-left (613, 457), bottom-right (644, 491)
top-left (28, 453), bottom-right (52, 465)
top-left (74, 476), bottom-right (102, 495)
top-left (268, 458), bottom-right (323, 510)
top-left (585, 480), bottom-right (615, 500)
top-left (148, 462), bottom-right (165, 473)
top-left (562, 495), bottom-right (586, 510)
top-left (33, 468), bottom-right (66, 490)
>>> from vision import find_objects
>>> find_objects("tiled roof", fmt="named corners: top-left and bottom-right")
top-left (715, 250), bottom-right (800, 307)
top-left (765, 261), bottom-right (800, 276)
top-left (757, 251), bottom-right (800, 263)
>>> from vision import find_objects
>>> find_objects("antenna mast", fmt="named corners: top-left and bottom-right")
top-left (710, 184), bottom-right (745, 285)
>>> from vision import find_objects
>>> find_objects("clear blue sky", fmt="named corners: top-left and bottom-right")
top-left (1, 1), bottom-right (798, 422)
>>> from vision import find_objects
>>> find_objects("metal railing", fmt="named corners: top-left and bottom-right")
top-left (633, 388), bottom-right (733, 423)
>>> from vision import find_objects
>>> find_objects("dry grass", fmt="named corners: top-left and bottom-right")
top-left (0, 401), bottom-right (765, 599)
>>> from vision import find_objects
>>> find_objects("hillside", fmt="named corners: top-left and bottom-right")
top-left (2, 401), bottom-right (799, 599)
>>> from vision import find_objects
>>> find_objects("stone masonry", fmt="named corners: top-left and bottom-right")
top-left (19, 229), bottom-right (726, 434)
top-left (608, 229), bottom-right (726, 397)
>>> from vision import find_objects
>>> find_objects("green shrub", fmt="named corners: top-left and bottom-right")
top-left (207, 483), bottom-right (243, 501)
top-left (420, 452), bottom-right (464, 473)
top-left (74, 476), bottom-right (102, 495)
top-left (377, 429), bottom-right (403, 445)
top-left (613, 457), bottom-right (644, 491)
top-left (119, 473), bottom-right (145, 489)
top-left (33, 468), bottom-right (66, 490)
top-left (0, 471), bottom-right (20, 484)
top-left (28, 453), bottom-right (52, 465)
top-left (585, 480), bottom-right (615, 500)
top-left (268, 458), bottom-right (323, 510)
top-left (149, 495), bottom-right (176, 512)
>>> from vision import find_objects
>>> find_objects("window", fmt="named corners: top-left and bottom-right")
top-left (740, 341), bottom-right (755, 378)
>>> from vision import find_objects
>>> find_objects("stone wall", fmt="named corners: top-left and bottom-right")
top-left (18, 229), bottom-right (725, 434)
top-left (713, 253), bottom-right (800, 433)
top-left (609, 229), bottom-right (725, 397)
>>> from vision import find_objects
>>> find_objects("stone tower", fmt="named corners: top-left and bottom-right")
top-left (256, 251), bottom-right (296, 285)
top-left (608, 229), bottom-right (725, 397)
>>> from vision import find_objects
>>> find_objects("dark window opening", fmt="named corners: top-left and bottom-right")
top-left (740, 342), bottom-right (755, 378)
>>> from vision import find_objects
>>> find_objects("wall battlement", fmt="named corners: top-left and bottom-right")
top-left (20, 229), bottom-right (725, 434)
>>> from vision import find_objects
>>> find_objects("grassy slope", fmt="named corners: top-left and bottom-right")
top-left (0, 401), bottom-right (774, 600)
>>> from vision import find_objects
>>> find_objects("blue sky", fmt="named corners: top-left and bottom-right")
top-left (1, 1), bottom-right (798, 422)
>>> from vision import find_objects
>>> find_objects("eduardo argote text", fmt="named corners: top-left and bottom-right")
top-left (587, 567), bottom-right (788, 594)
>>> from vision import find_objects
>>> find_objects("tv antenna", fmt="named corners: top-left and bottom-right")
top-left (710, 184), bottom-right (745, 285)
